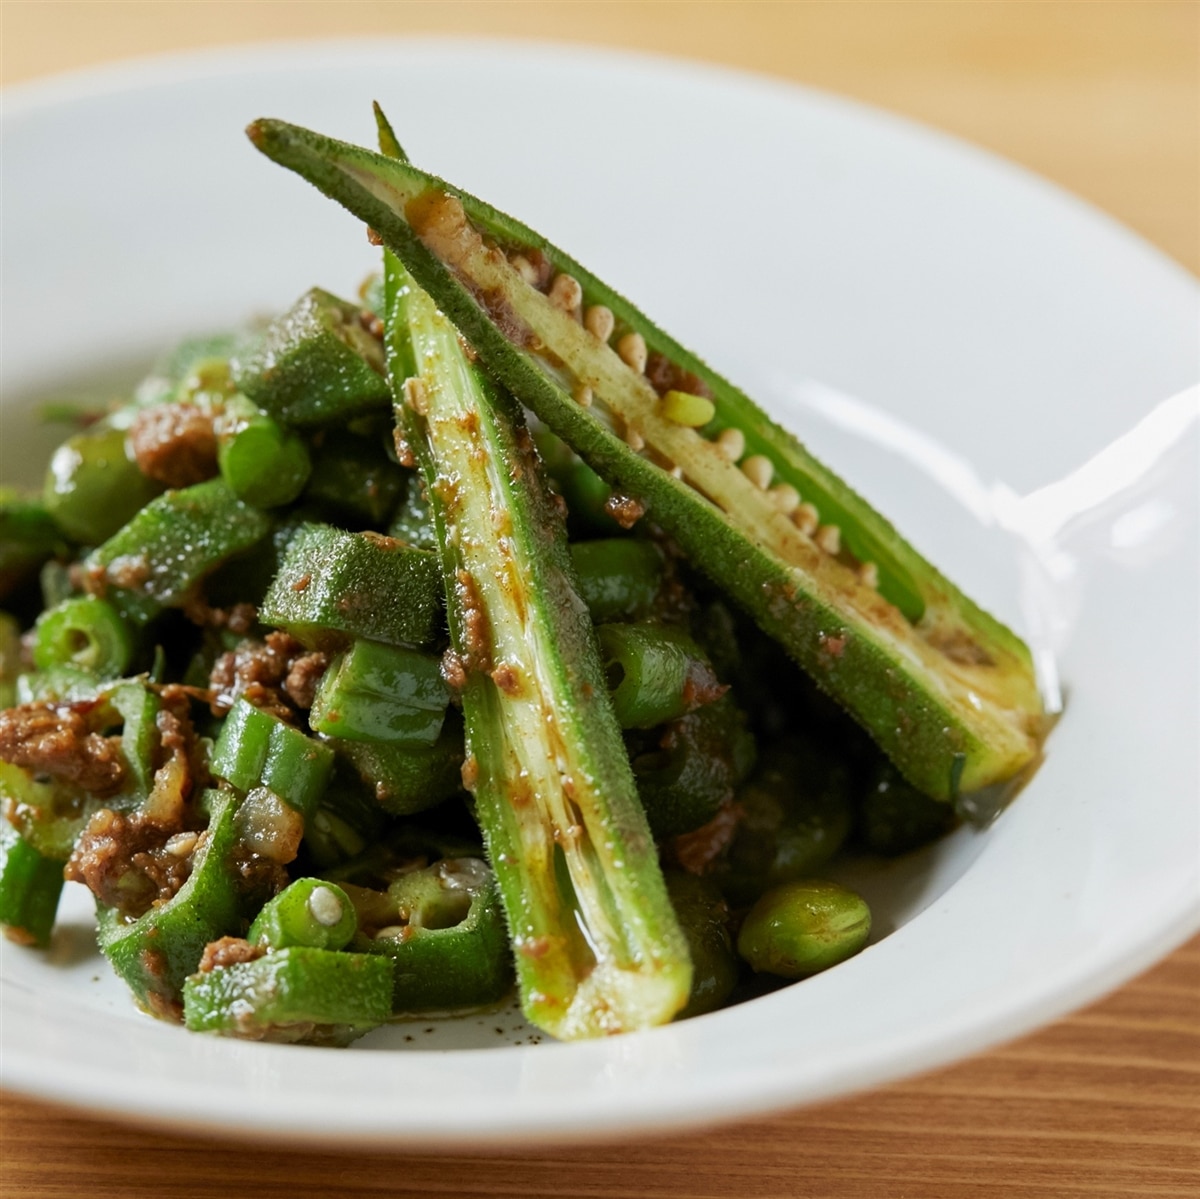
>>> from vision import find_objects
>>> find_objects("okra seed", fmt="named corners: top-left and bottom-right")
top-left (669, 465), bottom-right (685, 479)
top-left (816, 524), bottom-right (842, 555)
top-left (573, 383), bottom-right (594, 408)
top-left (858, 561), bottom-right (880, 589)
top-left (617, 331), bottom-right (648, 375)
top-left (625, 426), bottom-right (646, 452)
top-left (741, 454), bottom-right (774, 490)
top-left (661, 390), bottom-right (716, 428)
top-left (793, 502), bottom-right (820, 536)
top-left (511, 255), bottom-right (539, 285)
top-left (548, 273), bottom-right (583, 314)
top-left (715, 427), bottom-right (746, 463)
top-left (307, 885), bottom-right (345, 928)
top-left (164, 831), bottom-right (199, 858)
top-left (769, 483), bottom-right (801, 515)
top-left (585, 305), bottom-right (615, 343)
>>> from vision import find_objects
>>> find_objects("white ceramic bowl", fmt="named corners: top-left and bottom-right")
top-left (1, 40), bottom-right (1197, 1146)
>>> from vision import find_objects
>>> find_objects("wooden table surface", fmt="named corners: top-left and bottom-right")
top-left (2, 3), bottom-right (1198, 1196)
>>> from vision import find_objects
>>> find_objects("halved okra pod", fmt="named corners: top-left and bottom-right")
top-left (247, 119), bottom-right (1047, 801)
top-left (380, 171), bottom-right (691, 1034)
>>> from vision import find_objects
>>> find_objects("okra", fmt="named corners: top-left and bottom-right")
top-left (259, 521), bottom-right (441, 651)
top-left (343, 857), bottom-right (512, 1013)
top-left (302, 427), bottom-right (407, 527)
top-left (249, 876), bottom-right (357, 951)
top-left (86, 478), bottom-right (271, 626)
top-left (209, 696), bottom-right (334, 817)
top-left (569, 539), bottom-right (665, 623)
top-left (383, 222), bottom-right (690, 1033)
top-left (0, 817), bottom-right (64, 947)
top-left (0, 491), bottom-right (65, 600)
top-left (309, 639), bottom-right (450, 745)
top-left (248, 119), bottom-right (1046, 800)
top-left (182, 944), bottom-right (394, 1045)
top-left (230, 287), bottom-right (391, 427)
top-left (215, 393), bottom-right (311, 508)
top-left (32, 596), bottom-right (132, 680)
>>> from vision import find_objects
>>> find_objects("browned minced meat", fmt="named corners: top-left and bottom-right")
top-left (603, 494), bottom-right (646, 530)
top-left (64, 808), bottom-right (196, 917)
top-left (181, 595), bottom-right (258, 635)
top-left (129, 401), bottom-right (219, 488)
top-left (670, 800), bottom-right (745, 876)
top-left (197, 936), bottom-right (266, 974)
top-left (645, 351), bottom-right (713, 401)
top-left (209, 631), bottom-right (326, 719)
top-left (0, 701), bottom-right (126, 795)
top-left (155, 684), bottom-right (210, 797)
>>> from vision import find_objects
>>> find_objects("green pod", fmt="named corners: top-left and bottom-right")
top-left (86, 478), bottom-right (272, 626)
top-left (249, 877), bottom-right (357, 951)
top-left (598, 621), bottom-right (722, 730)
top-left (0, 491), bottom-right (66, 600)
top-left (209, 697), bottom-right (334, 817)
top-left (230, 287), bottom-right (390, 427)
top-left (346, 857), bottom-right (512, 1013)
top-left (0, 613), bottom-right (20, 709)
top-left (259, 521), bottom-right (441, 651)
top-left (247, 120), bottom-right (1046, 800)
top-left (215, 394), bottom-right (311, 508)
top-left (0, 817), bottom-right (64, 947)
top-left (182, 945), bottom-right (394, 1045)
top-left (386, 476), bottom-right (438, 549)
top-left (571, 539), bottom-right (665, 624)
top-left (330, 711), bottom-right (464, 816)
top-left (310, 639), bottom-right (450, 745)
top-left (98, 788), bottom-right (249, 1019)
top-left (32, 596), bottom-right (132, 680)
top-left (632, 696), bottom-right (757, 839)
top-left (737, 879), bottom-right (871, 979)
top-left (300, 763), bottom-right (388, 869)
top-left (713, 741), bottom-right (854, 908)
top-left (664, 871), bottom-right (738, 1020)
top-left (303, 428), bottom-right (407, 528)
top-left (857, 760), bottom-right (957, 856)
top-left (43, 419), bottom-right (161, 547)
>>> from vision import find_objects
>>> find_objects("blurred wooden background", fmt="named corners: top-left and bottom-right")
top-left (2, 3), bottom-right (1197, 1197)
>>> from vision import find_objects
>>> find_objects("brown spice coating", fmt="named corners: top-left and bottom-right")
top-left (197, 936), bottom-right (266, 974)
top-left (644, 351), bottom-right (713, 401)
top-left (603, 494), bottom-right (646, 530)
top-left (129, 401), bottom-right (218, 488)
top-left (208, 631), bottom-right (316, 720)
top-left (670, 800), bottom-right (744, 875)
top-left (0, 702), bottom-right (126, 795)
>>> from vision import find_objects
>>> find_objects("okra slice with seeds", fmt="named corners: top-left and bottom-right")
top-left (384, 254), bottom-right (691, 1037)
top-left (248, 119), bottom-right (1047, 800)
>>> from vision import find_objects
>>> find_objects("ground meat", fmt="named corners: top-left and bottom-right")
top-left (209, 631), bottom-right (312, 720)
top-left (197, 936), bottom-right (266, 974)
top-left (0, 701), bottom-right (126, 795)
top-left (129, 401), bottom-right (218, 488)
top-left (181, 595), bottom-right (258, 635)
top-left (64, 808), bottom-right (195, 918)
top-left (283, 651), bottom-right (328, 710)
top-left (669, 800), bottom-right (744, 875)
top-left (603, 494), bottom-right (646, 530)
top-left (645, 351), bottom-right (713, 400)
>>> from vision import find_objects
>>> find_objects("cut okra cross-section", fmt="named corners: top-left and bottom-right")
top-left (248, 119), bottom-right (1048, 801)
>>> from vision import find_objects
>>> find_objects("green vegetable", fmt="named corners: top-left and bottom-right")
top-left (0, 817), bottom-right (64, 947)
top-left (32, 596), bottom-right (132, 679)
top-left (303, 428), bottom-right (407, 527)
top-left (209, 697), bottom-right (334, 817)
top-left (344, 857), bottom-right (512, 1013)
top-left (0, 613), bottom-right (21, 709)
top-left (858, 760), bottom-right (958, 856)
top-left (43, 419), bottom-right (161, 546)
top-left (215, 393), bottom-right (311, 507)
top-left (86, 478), bottom-right (271, 626)
top-left (249, 876), bottom-right (357, 951)
top-left (309, 639), bottom-right (449, 745)
top-left (569, 539), bottom-right (664, 623)
top-left (230, 287), bottom-right (390, 427)
top-left (182, 945), bottom-right (394, 1045)
top-left (259, 521), bottom-right (441, 651)
top-left (247, 118), bottom-right (1045, 800)
top-left (737, 879), bottom-right (871, 978)
top-left (381, 135), bottom-right (691, 1036)
top-left (664, 871), bottom-right (738, 1019)
top-left (597, 621), bottom-right (722, 730)
top-left (0, 491), bottom-right (65, 600)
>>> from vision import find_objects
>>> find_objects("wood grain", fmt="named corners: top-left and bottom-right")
top-left (2, 936), bottom-right (1197, 1199)
top-left (1, 3), bottom-right (1197, 1195)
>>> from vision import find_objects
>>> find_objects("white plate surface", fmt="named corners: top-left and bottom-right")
top-left (1, 39), bottom-right (1197, 1146)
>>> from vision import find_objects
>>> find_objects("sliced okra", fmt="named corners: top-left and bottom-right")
top-left (259, 521), bottom-right (441, 651)
top-left (0, 817), bottom-right (65, 947)
top-left (382, 232), bottom-right (690, 1035)
top-left (0, 491), bottom-right (66, 601)
top-left (230, 287), bottom-right (390, 427)
top-left (183, 944), bottom-right (394, 1045)
top-left (247, 119), bottom-right (1046, 800)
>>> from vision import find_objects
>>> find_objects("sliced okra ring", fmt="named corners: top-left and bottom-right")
top-left (246, 118), bottom-right (1047, 801)
top-left (0, 817), bottom-right (65, 948)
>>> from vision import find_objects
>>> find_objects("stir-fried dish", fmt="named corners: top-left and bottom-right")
top-left (0, 109), bottom-right (1046, 1043)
